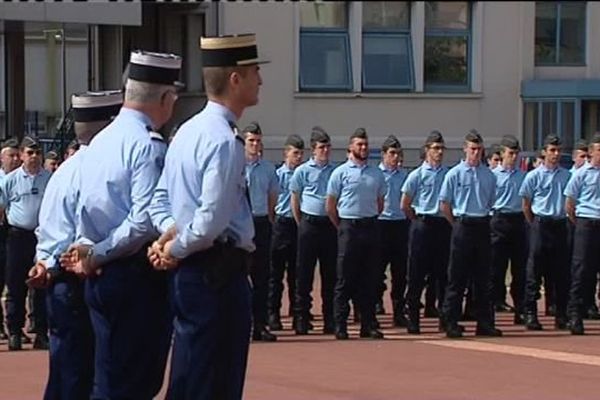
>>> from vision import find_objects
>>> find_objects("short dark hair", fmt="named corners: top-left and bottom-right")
top-left (349, 127), bottom-right (367, 143)
top-left (487, 144), bottom-right (502, 159)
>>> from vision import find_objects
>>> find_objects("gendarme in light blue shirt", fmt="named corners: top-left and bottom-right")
top-left (327, 159), bottom-right (386, 219)
top-left (274, 163), bottom-right (297, 218)
top-left (35, 146), bottom-right (87, 269)
top-left (0, 165), bottom-right (51, 230)
top-left (149, 101), bottom-right (255, 258)
top-left (401, 161), bottom-right (448, 216)
top-left (76, 108), bottom-right (163, 265)
top-left (245, 158), bottom-right (278, 217)
top-left (289, 158), bottom-right (336, 217)
top-left (519, 163), bottom-right (570, 218)
top-left (378, 163), bottom-right (407, 221)
top-left (492, 165), bottom-right (526, 213)
top-left (439, 160), bottom-right (496, 217)
top-left (564, 163), bottom-right (600, 218)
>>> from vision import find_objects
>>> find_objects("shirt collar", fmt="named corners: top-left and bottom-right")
top-left (20, 165), bottom-right (45, 178)
top-left (379, 162), bottom-right (397, 173)
top-left (347, 159), bottom-right (367, 169)
top-left (118, 107), bottom-right (153, 129)
top-left (539, 163), bottom-right (558, 173)
top-left (422, 161), bottom-right (442, 171)
top-left (308, 158), bottom-right (329, 168)
top-left (203, 100), bottom-right (237, 126)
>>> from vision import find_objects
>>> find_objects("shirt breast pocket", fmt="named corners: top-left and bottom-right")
top-left (343, 175), bottom-right (361, 190)
top-left (537, 184), bottom-right (551, 197)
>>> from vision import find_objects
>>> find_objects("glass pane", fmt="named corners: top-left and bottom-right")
top-left (300, 2), bottom-right (347, 28)
top-left (300, 32), bottom-right (351, 89)
top-left (363, 2), bottom-right (410, 30)
top-left (559, 2), bottom-right (586, 64)
top-left (560, 102), bottom-right (575, 150)
top-left (0, 32), bottom-right (5, 138)
top-left (424, 36), bottom-right (468, 87)
top-left (523, 102), bottom-right (538, 151)
top-left (362, 34), bottom-right (411, 88)
top-left (541, 102), bottom-right (557, 137)
top-left (425, 2), bottom-right (470, 30)
top-left (535, 2), bottom-right (558, 64)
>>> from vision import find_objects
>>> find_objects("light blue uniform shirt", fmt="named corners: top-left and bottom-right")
top-left (564, 163), bottom-right (600, 218)
top-left (245, 158), bottom-right (278, 217)
top-left (492, 165), bottom-right (526, 213)
top-left (439, 160), bottom-right (496, 217)
top-left (401, 161), bottom-right (449, 216)
top-left (274, 163), bottom-right (297, 218)
top-left (378, 163), bottom-right (407, 221)
top-left (519, 164), bottom-right (570, 218)
top-left (35, 146), bottom-right (87, 269)
top-left (327, 159), bottom-right (386, 219)
top-left (76, 108), bottom-right (163, 265)
top-left (0, 166), bottom-right (51, 230)
top-left (149, 101), bottom-right (254, 258)
top-left (289, 159), bottom-right (336, 217)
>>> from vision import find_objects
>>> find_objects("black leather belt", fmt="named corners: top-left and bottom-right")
top-left (302, 213), bottom-right (330, 224)
top-left (341, 216), bottom-right (378, 226)
top-left (492, 211), bottom-right (524, 219)
top-left (456, 216), bottom-right (490, 225)
top-left (416, 214), bottom-right (446, 223)
top-left (534, 216), bottom-right (566, 225)
top-left (275, 215), bottom-right (295, 224)
top-left (576, 217), bottom-right (600, 226)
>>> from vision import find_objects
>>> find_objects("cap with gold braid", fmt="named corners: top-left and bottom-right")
top-left (200, 33), bottom-right (269, 67)
top-left (128, 50), bottom-right (182, 86)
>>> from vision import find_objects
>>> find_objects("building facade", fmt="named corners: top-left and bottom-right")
top-left (1, 1), bottom-right (599, 165)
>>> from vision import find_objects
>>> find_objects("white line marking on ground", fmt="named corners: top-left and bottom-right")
top-left (419, 339), bottom-right (600, 367)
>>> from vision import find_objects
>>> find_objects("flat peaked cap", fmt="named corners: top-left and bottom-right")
top-left (71, 90), bottom-right (123, 122)
top-left (128, 50), bottom-right (182, 86)
top-left (20, 136), bottom-right (40, 149)
top-left (285, 134), bottom-right (305, 149)
top-left (200, 33), bottom-right (269, 67)
top-left (500, 135), bottom-right (520, 150)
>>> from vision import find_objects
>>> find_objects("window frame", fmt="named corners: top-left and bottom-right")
top-left (298, 27), bottom-right (353, 92)
top-left (535, 1), bottom-right (587, 67)
top-left (423, 2), bottom-right (472, 93)
top-left (523, 98), bottom-right (582, 151)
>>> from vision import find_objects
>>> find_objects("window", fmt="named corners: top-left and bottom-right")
top-left (299, 2), bottom-right (352, 91)
top-left (362, 2), bottom-right (413, 91)
top-left (424, 2), bottom-right (471, 92)
top-left (523, 100), bottom-right (580, 150)
top-left (535, 2), bottom-right (586, 65)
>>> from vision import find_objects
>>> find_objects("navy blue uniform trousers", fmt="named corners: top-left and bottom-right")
top-left (250, 216), bottom-right (271, 328)
top-left (268, 216), bottom-right (297, 318)
top-left (5, 226), bottom-right (47, 335)
top-left (376, 219), bottom-right (410, 313)
top-left (85, 252), bottom-right (171, 400)
top-left (44, 272), bottom-right (94, 400)
top-left (334, 218), bottom-right (379, 330)
top-left (568, 218), bottom-right (600, 318)
top-left (524, 217), bottom-right (570, 319)
top-left (406, 216), bottom-right (451, 318)
top-left (442, 218), bottom-right (494, 328)
top-left (294, 214), bottom-right (337, 324)
top-left (166, 250), bottom-right (251, 400)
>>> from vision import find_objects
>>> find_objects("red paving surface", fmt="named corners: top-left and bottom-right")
top-left (2, 298), bottom-right (600, 399)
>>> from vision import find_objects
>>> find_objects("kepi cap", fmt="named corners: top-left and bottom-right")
top-left (200, 33), bottom-right (269, 67)
top-left (71, 90), bottom-right (123, 122)
top-left (128, 50), bottom-right (183, 86)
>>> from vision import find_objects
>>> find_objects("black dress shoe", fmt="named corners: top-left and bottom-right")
top-left (253, 327), bottom-right (277, 342)
top-left (323, 321), bottom-right (335, 335)
top-left (21, 331), bottom-right (32, 344)
top-left (359, 328), bottom-right (384, 339)
top-left (406, 321), bottom-right (420, 335)
top-left (475, 325), bottom-right (503, 337)
top-left (525, 314), bottom-right (543, 331)
top-left (445, 324), bottom-right (463, 338)
top-left (424, 307), bottom-right (439, 318)
top-left (375, 303), bottom-right (386, 315)
top-left (26, 322), bottom-right (36, 335)
top-left (439, 320), bottom-right (465, 333)
top-left (0, 329), bottom-right (8, 341)
top-left (268, 314), bottom-right (283, 331)
top-left (33, 333), bottom-right (49, 350)
top-left (569, 318), bottom-right (584, 335)
top-left (586, 306), bottom-right (600, 320)
top-left (393, 314), bottom-right (408, 328)
top-left (554, 316), bottom-right (568, 330)
top-left (545, 305), bottom-right (556, 317)
top-left (294, 318), bottom-right (309, 335)
top-left (373, 318), bottom-right (381, 329)
top-left (335, 329), bottom-right (349, 340)
top-left (8, 334), bottom-right (22, 351)
top-left (513, 313), bottom-right (525, 325)
top-left (495, 302), bottom-right (515, 313)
